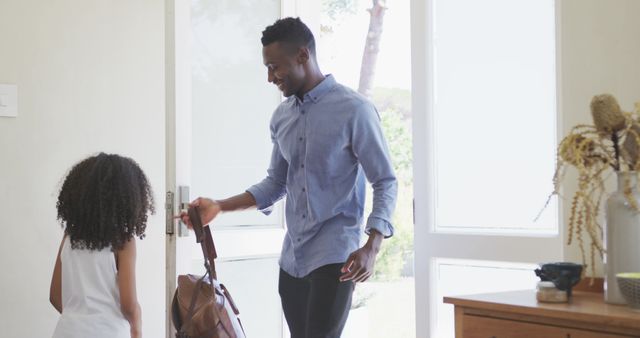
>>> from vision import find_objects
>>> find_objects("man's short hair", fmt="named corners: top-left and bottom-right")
top-left (261, 17), bottom-right (316, 56)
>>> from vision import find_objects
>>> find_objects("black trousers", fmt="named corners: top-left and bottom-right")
top-left (279, 263), bottom-right (355, 338)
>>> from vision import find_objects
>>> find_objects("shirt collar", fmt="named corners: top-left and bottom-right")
top-left (295, 74), bottom-right (336, 104)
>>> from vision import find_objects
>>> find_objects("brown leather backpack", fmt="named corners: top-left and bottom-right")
top-left (171, 207), bottom-right (246, 338)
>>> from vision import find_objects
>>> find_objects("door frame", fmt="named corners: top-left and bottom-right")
top-left (165, 0), bottom-right (192, 336)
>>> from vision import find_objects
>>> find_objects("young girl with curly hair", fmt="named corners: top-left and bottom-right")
top-left (49, 153), bottom-right (155, 338)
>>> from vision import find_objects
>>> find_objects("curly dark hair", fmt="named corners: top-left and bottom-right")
top-left (56, 153), bottom-right (155, 251)
top-left (261, 17), bottom-right (316, 56)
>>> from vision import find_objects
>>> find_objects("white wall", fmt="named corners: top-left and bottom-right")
top-left (559, 0), bottom-right (640, 276)
top-left (0, 1), bottom-right (166, 337)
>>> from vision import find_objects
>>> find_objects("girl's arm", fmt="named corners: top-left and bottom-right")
top-left (49, 235), bottom-right (65, 313)
top-left (116, 238), bottom-right (142, 338)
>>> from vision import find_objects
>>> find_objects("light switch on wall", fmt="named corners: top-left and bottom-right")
top-left (0, 84), bottom-right (18, 117)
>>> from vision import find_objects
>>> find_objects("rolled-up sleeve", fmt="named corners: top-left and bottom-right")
top-left (351, 104), bottom-right (398, 238)
top-left (247, 122), bottom-right (288, 215)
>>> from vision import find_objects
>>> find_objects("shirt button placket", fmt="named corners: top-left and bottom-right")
top-left (298, 103), bottom-right (308, 251)
top-left (300, 104), bottom-right (307, 170)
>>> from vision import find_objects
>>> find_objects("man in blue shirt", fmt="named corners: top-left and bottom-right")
top-left (184, 17), bottom-right (397, 338)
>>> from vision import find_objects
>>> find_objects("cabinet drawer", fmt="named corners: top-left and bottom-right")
top-left (462, 314), bottom-right (632, 338)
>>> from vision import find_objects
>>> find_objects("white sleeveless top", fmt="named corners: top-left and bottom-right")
top-left (52, 237), bottom-right (130, 338)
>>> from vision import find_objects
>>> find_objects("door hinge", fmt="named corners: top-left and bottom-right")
top-left (166, 191), bottom-right (175, 235)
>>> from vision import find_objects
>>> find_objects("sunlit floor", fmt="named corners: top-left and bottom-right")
top-left (342, 278), bottom-right (416, 338)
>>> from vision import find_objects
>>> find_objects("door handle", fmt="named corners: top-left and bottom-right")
top-left (177, 186), bottom-right (190, 237)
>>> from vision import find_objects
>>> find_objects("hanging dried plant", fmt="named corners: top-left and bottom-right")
top-left (546, 94), bottom-right (640, 278)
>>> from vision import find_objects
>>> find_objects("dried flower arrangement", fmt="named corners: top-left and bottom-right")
top-left (546, 94), bottom-right (640, 276)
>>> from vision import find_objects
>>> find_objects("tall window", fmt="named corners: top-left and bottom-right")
top-left (422, 0), bottom-right (559, 337)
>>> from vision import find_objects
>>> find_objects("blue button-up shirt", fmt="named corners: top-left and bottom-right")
top-left (247, 75), bottom-right (397, 278)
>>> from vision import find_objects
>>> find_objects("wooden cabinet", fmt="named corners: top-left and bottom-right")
top-left (444, 290), bottom-right (640, 338)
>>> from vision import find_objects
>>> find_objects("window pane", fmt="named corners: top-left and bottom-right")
top-left (432, 0), bottom-right (557, 233)
top-left (191, 0), bottom-right (282, 228)
top-left (434, 258), bottom-right (539, 338)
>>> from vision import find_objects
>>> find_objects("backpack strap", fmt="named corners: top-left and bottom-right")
top-left (188, 207), bottom-right (218, 280)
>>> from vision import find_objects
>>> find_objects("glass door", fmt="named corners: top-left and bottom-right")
top-left (166, 1), bottom-right (296, 337)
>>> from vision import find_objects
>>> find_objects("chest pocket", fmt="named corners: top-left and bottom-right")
top-left (307, 125), bottom-right (356, 178)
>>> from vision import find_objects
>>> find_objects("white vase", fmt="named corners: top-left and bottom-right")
top-left (604, 171), bottom-right (640, 304)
